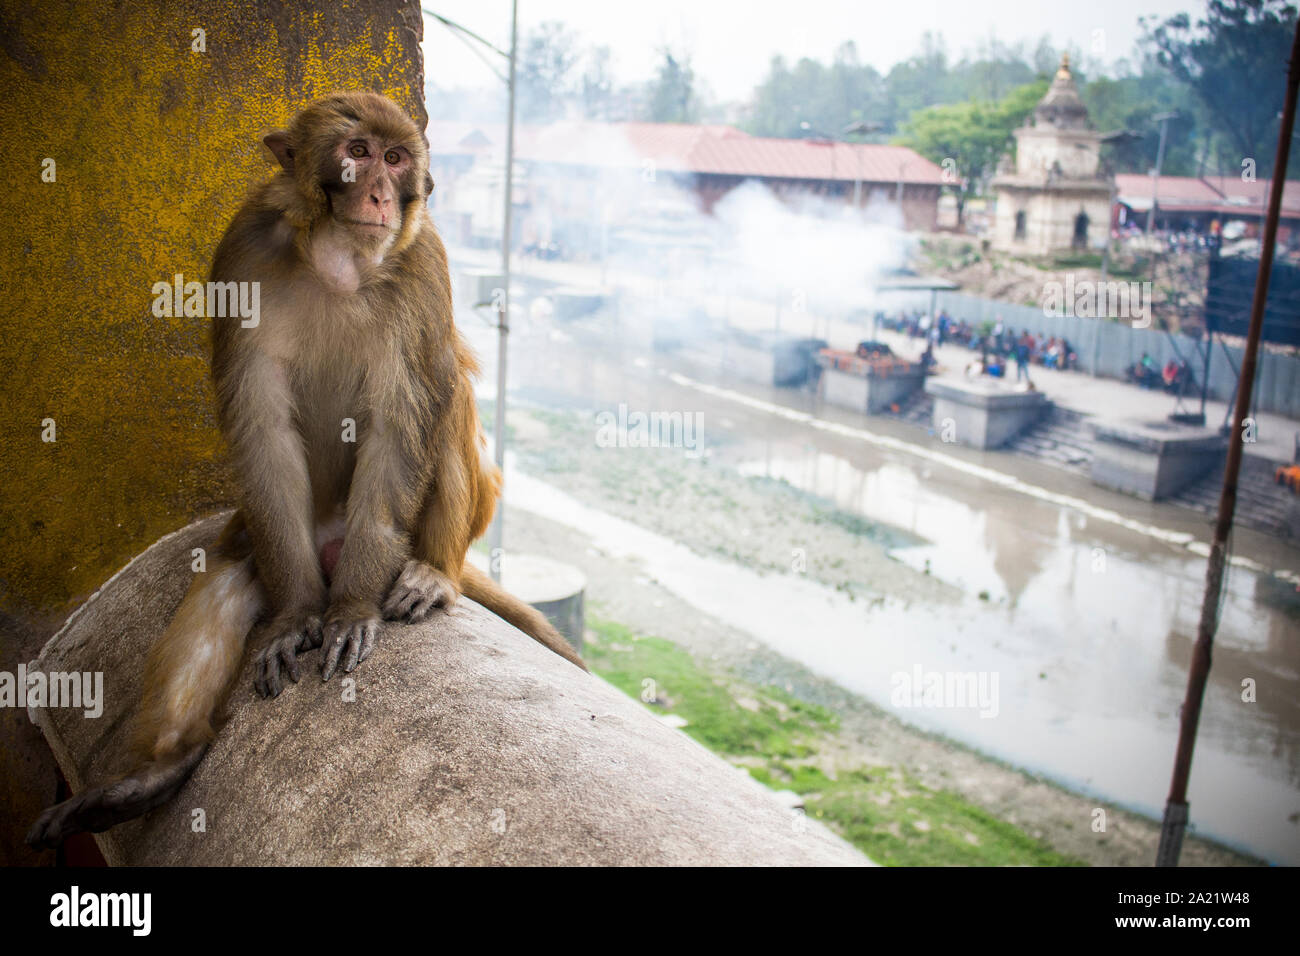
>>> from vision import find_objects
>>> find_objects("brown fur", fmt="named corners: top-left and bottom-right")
top-left (27, 92), bottom-right (583, 850)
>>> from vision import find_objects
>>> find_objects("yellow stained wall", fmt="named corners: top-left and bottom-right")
top-left (0, 0), bottom-right (428, 615)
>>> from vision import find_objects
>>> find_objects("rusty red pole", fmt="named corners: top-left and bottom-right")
top-left (1156, 20), bottom-right (1300, 866)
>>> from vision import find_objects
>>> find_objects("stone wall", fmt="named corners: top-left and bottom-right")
top-left (0, 0), bottom-right (427, 865)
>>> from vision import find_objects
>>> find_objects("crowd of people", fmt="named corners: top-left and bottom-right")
top-left (1124, 352), bottom-right (1197, 393)
top-left (875, 309), bottom-right (1079, 377)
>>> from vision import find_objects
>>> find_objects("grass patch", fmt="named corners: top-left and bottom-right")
top-left (809, 770), bottom-right (1079, 866)
top-left (587, 616), bottom-right (834, 757)
top-left (1048, 252), bottom-right (1103, 270)
top-left (585, 613), bottom-right (1080, 867)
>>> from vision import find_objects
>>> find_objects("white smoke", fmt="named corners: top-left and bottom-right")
top-left (708, 180), bottom-right (913, 313)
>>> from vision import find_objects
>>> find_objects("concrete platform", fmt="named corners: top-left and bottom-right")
top-left (819, 359), bottom-right (926, 415)
top-left (926, 378), bottom-right (1052, 449)
top-left (1090, 420), bottom-right (1229, 501)
top-left (687, 333), bottom-right (823, 387)
top-left (724, 343), bottom-right (802, 387)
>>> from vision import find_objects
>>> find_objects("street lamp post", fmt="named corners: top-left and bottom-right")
top-left (842, 120), bottom-right (883, 209)
top-left (487, 0), bottom-right (518, 582)
top-left (1098, 128), bottom-right (1144, 280)
top-left (424, 4), bottom-right (518, 582)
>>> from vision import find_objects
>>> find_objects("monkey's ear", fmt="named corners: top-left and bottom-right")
top-left (263, 131), bottom-right (295, 173)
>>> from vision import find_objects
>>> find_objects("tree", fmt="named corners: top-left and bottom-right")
top-left (745, 44), bottom-right (886, 138)
top-left (1142, 0), bottom-right (1298, 177)
top-left (518, 21), bottom-right (580, 122)
top-left (827, 42), bottom-right (888, 130)
top-left (1083, 69), bottom-right (1200, 176)
top-left (884, 32), bottom-right (950, 129)
top-left (580, 45), bottom-right (615, 120)
top-left (645, 48), bottom-right (699, 123)
top-left (897, 80), bottom-right (1046, 225)
top-left (958, 33), bottom-right (1036, 101)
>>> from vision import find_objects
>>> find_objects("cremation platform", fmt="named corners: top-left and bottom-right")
top-left (925, 377), bottom-right (1051, 449)
top-left (1090, 420), bottom-right (1228, 501)
top-left (818, 350), bottom-right (926, 414)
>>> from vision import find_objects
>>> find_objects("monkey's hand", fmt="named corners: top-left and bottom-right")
top-left (320, 604), bottom-right (381, 682)
top-left (382, 560), bottom-right (459, 625)
top-left (253, 612), bottom-right (324, 699)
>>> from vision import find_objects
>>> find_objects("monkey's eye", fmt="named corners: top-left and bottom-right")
top-left (348, 143), bottom-right (368, 159)
top-left (384, 149), bottom-right (402, 166)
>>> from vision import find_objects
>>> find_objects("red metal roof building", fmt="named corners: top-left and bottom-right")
top-left (1114, 173), bottom-right (1300, 230)
top-left (427, 120), bottom-right (945, 232)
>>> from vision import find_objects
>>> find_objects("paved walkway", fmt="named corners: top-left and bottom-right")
top-left (448, 243), bottom-right (1299, 465)
top-left (868, 328), bottom-right (1297, 465)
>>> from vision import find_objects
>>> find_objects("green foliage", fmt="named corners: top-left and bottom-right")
top-left (505, 5), bottom-right (1299, 182)
top-left (517, 21), bottom-right (581, 123)
top-left (1142, 0), bottom-right (1299, 178)
top-left (585, 613), bottom-right (1081, 866)
top-left (586, 616), bottom-right (835, 758)
top-left (895, 80), bottom-right (1046, 221)
top-left (812, 772), bottom-right (1080, 866)
top-left (645, 48), bottom-right (700, 123)
top-left (1051, 251), bottom-right (1104, 269)
top-left (746, 42), bottom-right (888, 139)
top-left (1082, 73), bottom-right (1200, 176)
top-left (745, 33), bottom-right (1048, 141)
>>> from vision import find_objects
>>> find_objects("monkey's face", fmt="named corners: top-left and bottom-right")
top-left (323, 135), bottom-right (413, 251)
top-left (264, 93), bottom-right (434, 260)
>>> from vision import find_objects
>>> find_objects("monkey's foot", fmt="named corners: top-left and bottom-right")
top-left (382, 560), bottom-right (458, 625)
top-left (254, 613), bottom-right (324, 698)
top-left (320, 610), bottom-right (380, 682)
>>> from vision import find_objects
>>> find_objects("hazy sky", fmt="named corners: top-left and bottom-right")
top-left (420, 0), bottom-right (1203, 101)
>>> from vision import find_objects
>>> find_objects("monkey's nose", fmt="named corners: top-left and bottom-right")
top-left (367, 194), bottom-right (393, 224)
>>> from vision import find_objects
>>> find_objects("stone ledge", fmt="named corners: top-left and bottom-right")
top-left (29, 514), bottom-right (869, 866)
top-left (926, 378), bottom-right (1052, 449)
top-left (1091, 419), bottom-right (1227, 455)
top-left (925, 378), bottom-right (1051, 411)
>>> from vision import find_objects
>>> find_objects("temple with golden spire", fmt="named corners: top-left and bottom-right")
top-left (990, 53), bottom-right (1113, 255)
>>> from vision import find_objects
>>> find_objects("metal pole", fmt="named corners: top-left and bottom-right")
top-left (1096, 183), bottom-right (1118, 379)
top-left (487, 0), bottom-right (518, 583)
top-left (853, 146), bottom-right (861, 209)
top-left (1146, 114), bottom-right (1172, 237)
top-left (1101, 182), bottom-right (1115, 283)
top-left (1199, 329), bottom-right (1212, 422)
top-left (1156, 19), bottom-right (1300, 867)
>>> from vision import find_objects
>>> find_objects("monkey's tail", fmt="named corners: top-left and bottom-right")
top-left (27, 549), bottom-right (262, 850)
top-left (460, 563), bottom-right (587, 671)
top-left (25, 744), bottom-right (209, 849)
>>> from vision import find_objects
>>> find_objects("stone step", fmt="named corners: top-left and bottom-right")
top-left (886, 384), bottom-right (1294, 543)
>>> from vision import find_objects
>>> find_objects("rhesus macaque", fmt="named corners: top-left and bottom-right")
top-left (28, 92), bottom-right (584, 849)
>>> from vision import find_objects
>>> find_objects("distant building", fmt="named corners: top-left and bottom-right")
top-left (990, 55), bottom-right (1112, 256)
top-left (1114, 173), bottom-right (1300, 240)
top-left (424, 119), bottom-right (945, 255)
